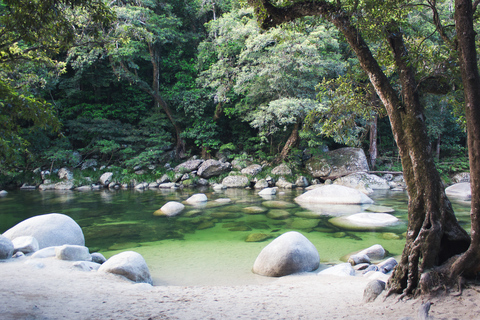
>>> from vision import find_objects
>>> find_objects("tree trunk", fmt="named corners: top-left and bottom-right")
top-left (446, 0), bottom-right (480, 280)
top-left (248, 0), bottom-right (470, 296)
top-left (368, 115), bottom-right (378, 169)
top-left (277, 121), bottom-right (300, 162)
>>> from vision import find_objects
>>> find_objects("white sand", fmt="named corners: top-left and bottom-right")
top-left (1, 256), bottom-right (479, 320)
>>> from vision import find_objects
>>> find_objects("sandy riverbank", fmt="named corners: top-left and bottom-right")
top-left (1, 256), bottom-right (479, 320)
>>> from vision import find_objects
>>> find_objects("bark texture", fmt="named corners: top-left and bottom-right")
top-left (248, 0), bottom-right (471, 296)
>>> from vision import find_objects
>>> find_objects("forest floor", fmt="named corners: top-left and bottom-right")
top-left (1, 256), bottom-right (479, 320)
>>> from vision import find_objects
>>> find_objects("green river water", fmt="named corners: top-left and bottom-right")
top-left (0, 188), bottom-right (472, 286)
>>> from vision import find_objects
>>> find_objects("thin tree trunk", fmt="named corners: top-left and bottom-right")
top-left (369, 115), bottom-right (378, 169)
top-left (277, 121), bottom-right (300, 162)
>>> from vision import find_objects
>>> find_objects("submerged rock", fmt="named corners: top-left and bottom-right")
top-left (245, 233), bottom-right (273, 242)
top-left (329, 212), bottom-right (399, 231)
top-left (185, 193), bottom-right (208, 204)
top-left (252, 231), bottom-right (320, 277)
top-left (154, 201), bottom-right (185, 217)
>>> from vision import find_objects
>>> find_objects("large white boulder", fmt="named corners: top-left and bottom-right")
top-left (99, 172), bottom-right (114, 186)
top-left (3, 213), bottom-right (85, 249)
top-left (185, 193), bottom-right (208, 204)
top-left (222, 175), bottom-right (250, 188)
top-left (445, 182), bottom-right (471, 200)
top-left (329, 213), bottom-right (399, 231)
top-left (252, 231), bottom-right (320, 277)
top-left (153, 201), bottom-right (185, 217)
top-left (295, 185), bottom-right (374, 205)
top-left (98, 251), bottom-right (152, 284)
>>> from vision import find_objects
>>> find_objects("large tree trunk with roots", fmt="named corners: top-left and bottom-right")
top-left (248, 0), bottom-right (471, 296)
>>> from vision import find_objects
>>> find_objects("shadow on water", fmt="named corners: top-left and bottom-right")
top-left (0, 187), bottom-right (472, 286)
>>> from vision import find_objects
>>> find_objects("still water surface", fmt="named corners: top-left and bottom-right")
top-left (0, 188), bottom-right (472, 286)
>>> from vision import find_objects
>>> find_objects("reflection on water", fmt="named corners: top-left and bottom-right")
top-left (0, 188), bottom-right (472, 286)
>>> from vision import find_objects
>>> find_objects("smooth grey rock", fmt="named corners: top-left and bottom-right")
top-left (276, 177), bottom-right (294, 189)
top-left (0, 190), bottom-right (7, 197)
top-left (75, 185), bottom-right (92, 191)
top-left (20, 184), bottom-right (37, 190)
top-left (305, 147), bottom-right (369, 179)
top-left (348, 245), bottom-right (386, 265)
top-left (254, 179), bottom-right (269, 189)
top-left (363, 280), bottom-right (386, 302)
top-left (252, 231), bottom-right (320, 277)
top-left (99, 172), bottom-right (114, 186)
top-left (3, 213), bottom-right (85, 249)
top-left (318, 263), bottom-right (355, 277)
top-left (158, 182), bottom-right (178, 189)
top-left (12, 236), bottom-right (39, 254)
top-left (348, 253), bottom-right (370, 265)
top-left (174, 159), bottom-right (204, 173)
top-left (38, 183), bottom-right (55, 190)
top-left (55, 245), bottom-right (91, 261)
top-left (31, 246), bottom-right (57, 258)
top-left (54, 181), bottom-right (74, 190)
top-left (445, 182), bottom-right (471, 200)
top-left (258, 188), bottom-right (276, 196)
top-left (329, 213), bottom-right (399, 231)
top-left (0, 235), bottom-right (14, 259)
top-left (98, 251), bottom-right (152, 284)
top-left (134, 182), bottom-right (149, 190)
top-left (241, 164), bottom-right (262, 176)
top-left (185, 193), bottom-right (208, 204)
top-left (91, 252), bottom-right (107, 264)
top-left (222, 175), bottom-right (250, 188)
top-left (271, 164), bottom-right (292, 176)
top-left (154, 201), bottom-right (185, 217)
top-left (197, 159), bottom-right (232, 178)
top-left (72, 261), bottom-right (101, 271)
top-left (333, 172), bottom-right (390, 194)
top-left (377, 257), bottom-right (398, 273)
top-left (295, 185), bottom-right (374, 205)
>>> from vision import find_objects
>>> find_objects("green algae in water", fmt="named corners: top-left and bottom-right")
top-left (0, 188), bottom-right (473, 286)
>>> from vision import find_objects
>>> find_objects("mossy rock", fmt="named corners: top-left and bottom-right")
top-left (248, 222), bottom-right (270, 229)
top-left (262, 200), bottom-right (297, 209)
top-left (229, 226), bottom-right (252, 232)
top-left (210, 212), bottom-right (242, 219)
top-left (379, 232), bottom-right (402, 240)
top-left (245, 233), bottom-right (274, 242)
top-left (288, 218), bottom-right (319, 229)
top-left (313, 227), bottom-right (336, 233)
top-left (294, 211), bottom-right (321, 219)
top-left (222, 222), bottom-right (245, 228)
top-left (365, 205), bottom-right (395, 213)
top-left (332, 232), bottom-right (347, 238)
top-left (197, 221), bottom-right (215, 230)
top-left (184, 209), bottom-right (203, 217)
top-left (267, 209), bottom-right (291, 220)
top-left (242, 206), bottom-right (268, 215)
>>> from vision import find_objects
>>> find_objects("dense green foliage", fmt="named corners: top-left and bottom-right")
top-left (0, 0), bottom-right (470, 180)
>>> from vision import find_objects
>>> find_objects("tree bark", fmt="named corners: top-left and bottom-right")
top-left (277, 121), bottom-right (300, 162)
top-left (447, 0), bottom-right (480, 280)
top-left (248, 0), bottom-right (471, 296)
top-left (368, 115), bottom-right (378, 169)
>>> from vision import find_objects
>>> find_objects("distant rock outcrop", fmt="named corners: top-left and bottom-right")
top-left (305, 147), bottom-right (369, 179)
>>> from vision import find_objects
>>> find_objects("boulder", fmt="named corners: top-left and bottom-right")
top-left (276, 177), bottom-right (294, 189)
top-left (452, 172), bottom-right (470, 183)
top-left (185, 193), bottom-right (208, 204)
top-left (305, 147), bottom-right (369, 179)
top-left (271, 164), bottom-right (292, 176)
top-left (318, 263), bottom-right (355, 277)
top-left (377, 257), bottom-right (398, 273)
top-left (55, 245), bottom-right (91, 261)
top-left (197, 159), bottom-right (232, 178)
top-left (258, 188), bottom-right (276, 196)
top-left (221, 175), bottom-right (250, 188)
top-left (0, 190), bottom-right (7, 197)
top-left (252, 231), bottom-right (320, 277)
top-left (31, 246), bottom-right (57, 259)
top-left (333, 173), bottom-right (390, 194)
top-left (58, 168), bottom-right (73, 180)
top-left (241, 164), bottom-right (262, 176)
top-left (445, 182), bottom-right (471, 200)
top-left (174, 159), bottom-right (204, 173)
top-left (91, 252), bottom-right (107, 264)
top-left (295, 185), bottom-right (374, 205)
top-left (0, 235), bottom-right (14, 259)
top-left (329, 213), bottom-right (399, 231)
top-left (11, 236), bottom-right (39, 254)
top-left (98, 251), bottom-right (153, 284)
top-left (363, 280), bottom-right (386, 303)
top-left (99, 172), bottom-right (114, 186)
top-left (153, 201), bottom-right (185, 217)
top-left (254, 179), bottom-right (269, 189)
top-left (3, 213), bottom-right (85, 249)
top-left (72, 261), bottom-right (102, 272)
top-left (295, 176), bottom-right (309, 188)
top-left (54, 181), bottom-right (75, 190)
top-left (242, 206), bottom-right (268, 215)
top-left (348, 244), bottom-right (386, 265)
